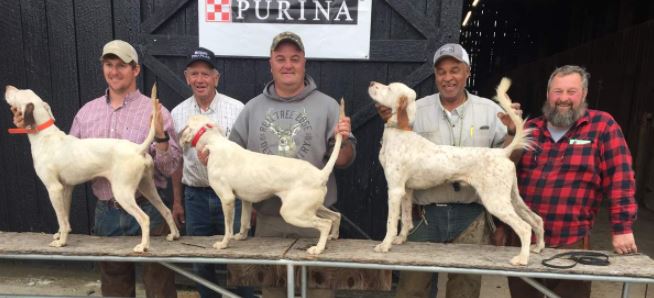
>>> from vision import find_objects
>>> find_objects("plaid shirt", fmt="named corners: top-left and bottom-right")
top-left (517, 109), bottom-right (637, 247)
top-left (70, 89), bottom-right (182, 200)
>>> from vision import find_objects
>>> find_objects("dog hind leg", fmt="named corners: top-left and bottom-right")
top-left (510, 179), bottom-right (544, 253)
top-left (394, 188), bottom-right (413, 245)
top-left (317, 206), bottom-right (341, 240)
top-left (113, 190), bottom-right (151, 252)
top-left (279, 190), bottom-right (332, 255)
top-left (138, 171), bottom-right (180, 241)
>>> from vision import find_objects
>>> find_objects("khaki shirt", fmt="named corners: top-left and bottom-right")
top-left (412, 91), bottom-right (508, 205)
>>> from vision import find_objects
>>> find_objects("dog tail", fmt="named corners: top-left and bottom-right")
top-left (496, 78), bottom-right (534, 156)
top-left (321, 98), bottom-right (345, 182)
top-left (139, 83), bottom-right (159, 154)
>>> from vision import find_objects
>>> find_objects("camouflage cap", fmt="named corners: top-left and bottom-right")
top-left (270, 31), bottom-right (305, 53)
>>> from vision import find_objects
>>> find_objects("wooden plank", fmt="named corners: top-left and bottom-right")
top-left (0, 1), bottom-right (27, 232)
top-left (74, 1), bottom-right (113, 105)
top-left (113, 0), bottom-right (143, 90)
top-left (369, 40), bottom-right (428, 62)
top-left (140, 0), bottom-right (192, 34)
top-left (141, 53), bottom-right (191, 99)
top-left (45, 0), bottom-right (89, 234)
top-left (142, 34), bottom-right (197, 56)
top-left (19, 0), bottom-right (52, 233)
top-left (384, 0), bottom-right (438, 39)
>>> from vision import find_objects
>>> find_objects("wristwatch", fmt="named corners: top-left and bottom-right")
top-left (155, 132), bottom-right (170, 143)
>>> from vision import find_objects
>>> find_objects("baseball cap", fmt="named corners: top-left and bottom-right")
top-left (270, 31), bottom-right (305, 53)
top-left (101, 40), bottom-right (138, 64)
top-left (187, 47), bottom-right (216, 69)
top-left (433, 43), bottom-right (470, 67)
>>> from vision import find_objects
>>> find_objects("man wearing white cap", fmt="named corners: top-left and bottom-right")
top-left (377, 43), bottom-right (519, 298)
top-left (69, 39), bottom-right (181, 297)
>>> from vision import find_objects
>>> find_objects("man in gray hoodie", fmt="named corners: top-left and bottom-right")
top-left (228, 31), bottom-right (356, 298)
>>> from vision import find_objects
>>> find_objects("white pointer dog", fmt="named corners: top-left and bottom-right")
top-left (368, 79), bottom-right (544, 265)
top-left (4, 85), bottom-right (180, 252)
top-left (178, 101), bottom-right (346, 255)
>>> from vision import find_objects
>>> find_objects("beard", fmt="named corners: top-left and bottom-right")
top-left (542, 100), bottom-right (587, 127)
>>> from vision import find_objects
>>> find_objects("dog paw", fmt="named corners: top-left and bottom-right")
top-left (213, 241), bottom-right (228, 250)
top-left (374, 243), bottom-right (391, 253)
top-left (392, 235), bottom-right (407, 245)
top-left (49, 239), bottom-right (66, 247)
top-left (530, 244), bottom-right (544, 254)
top-left (510, 255), bottom-right (528, 266)
top-left (233, 233), bottom-right (248, 241)
top-left (307, 246), bottom-right (324, 255)
top-left (166, 232), bottom-right (180, 241)
top-left (133, 244), bottom-right (148, 253)
top-left (328, 233), bottom-right (339, 240)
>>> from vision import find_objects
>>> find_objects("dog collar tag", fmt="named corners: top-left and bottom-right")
top-left (8, 118), bottom-right (55, 134)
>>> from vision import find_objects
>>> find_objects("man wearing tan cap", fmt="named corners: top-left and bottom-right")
top-left (70, 39), bottom-right (182, 297)
top-left (376, 43), bottom-right (520, 298)
top-left (227, 31), bottom-right (357, 298)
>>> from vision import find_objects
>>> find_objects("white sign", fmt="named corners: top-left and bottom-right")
top-left (199, 0), bottom-right (372, 59)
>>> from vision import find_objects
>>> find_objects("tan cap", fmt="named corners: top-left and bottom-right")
top-left (101, 40), bottom-right (138, 64)
top-left (270, 31), bottom-right (305, 53)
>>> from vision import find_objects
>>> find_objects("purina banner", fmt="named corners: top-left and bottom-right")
top-left (198, 0), bottom-right (373, 59)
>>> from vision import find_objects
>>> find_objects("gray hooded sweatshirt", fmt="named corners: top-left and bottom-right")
top-left (229, 75), bottom-right (356, 215)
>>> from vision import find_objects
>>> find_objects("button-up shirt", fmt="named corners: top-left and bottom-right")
top-left (171, 91), bottom-right (243, 187)
top-left (69, 89), bottom-right (181, 200)
top-left (517, 109), bottom-right (637, 246)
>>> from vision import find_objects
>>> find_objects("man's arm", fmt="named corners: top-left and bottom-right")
top-left (171, 163), bottom-right (185, 228)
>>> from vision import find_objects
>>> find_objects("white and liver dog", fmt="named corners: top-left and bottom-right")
top-left (4, 85), bottom-right (180, 252)
top-left (368, 79), bottom-right (544, 265)
top-left (178, 102), bottom-right (345, 255)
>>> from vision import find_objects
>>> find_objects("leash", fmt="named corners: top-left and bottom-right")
top-left (542, 251), bottom-right (611, 269)
top-left (8, 118), bottom-right (55, 134)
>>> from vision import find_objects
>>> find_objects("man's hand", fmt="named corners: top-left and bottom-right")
top-left (612, 233), bottom-right (637, 254)
top-left (11, 107), bottom-right (25, 128)
top-left (497, 101), bottom-right (522, 135)
top-left (334, 116), bottom-right (351, 139)
top-left (196, 144), bottom-right (209, 166)
top-left (153, 102), bottom-right (165, 138)
top-left (172, 201), bottom-right (185, 228)
top-left (375, 104), bottom-right (392, 123)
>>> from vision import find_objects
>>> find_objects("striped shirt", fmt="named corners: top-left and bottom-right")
top-left (517, 109), bottom-right (637, 247)
top-left (171, 91), bottom-right (244, 187)
top-left (69, 89), bottom-right (182, 201)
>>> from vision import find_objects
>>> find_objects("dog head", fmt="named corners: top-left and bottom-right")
top-left (5, 86), bottom-right (55, 128)
top-left (178, 114), bottom-right (226, 149)
top-left (368, 81), bottom-right (417, 126)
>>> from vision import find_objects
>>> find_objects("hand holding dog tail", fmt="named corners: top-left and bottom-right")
top-left (496, 78), bottom-right (534, 155)
top-left (320, 98), bottom-right (345, 181)
top-left (139, 82), bottom-right (159, 154)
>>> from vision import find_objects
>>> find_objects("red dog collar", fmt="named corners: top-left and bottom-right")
top-left (191, 124), bottom-right (214, 147)
top-left (8, 118), bottom-right (55, 134)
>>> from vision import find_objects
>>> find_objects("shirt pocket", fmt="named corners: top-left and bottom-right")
top-left (473, 126), bottom-right (491, 147)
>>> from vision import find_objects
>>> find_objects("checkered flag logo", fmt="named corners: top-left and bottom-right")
top-left (206, 0), bottom-right (231, 22)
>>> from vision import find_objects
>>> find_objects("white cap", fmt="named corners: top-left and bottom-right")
top-left (433, 43), bottom-right (470, 67)
top-left (101, 40), bottom-right (138, 64)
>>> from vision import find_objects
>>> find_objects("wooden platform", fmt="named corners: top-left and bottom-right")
top-left (1, 232), bottom-right (653, 282)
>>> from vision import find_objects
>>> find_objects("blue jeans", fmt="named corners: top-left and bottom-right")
top-left (94, 197), bottom-right (176, 297)
top-left (396, 203), bottom-right (487, 298)
top-left (184, 186), bottom-right (253, 298)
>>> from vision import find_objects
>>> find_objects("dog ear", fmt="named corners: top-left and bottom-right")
top-left (42, 102), bottom-right (55, 120)
top-left (23, 103), bottom-right (36, 128)
top-left (398, 95), bottom-right (408, 110)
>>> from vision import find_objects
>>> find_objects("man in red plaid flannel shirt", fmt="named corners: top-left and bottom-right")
top-left (506, 65), bottom-right (638, 298)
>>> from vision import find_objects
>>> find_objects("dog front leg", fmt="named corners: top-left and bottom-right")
top-left (44, 182), bottom-right (71, 247)
top-left (233, 200), bottom-right (252, 241)
top-left (375, 187), bottom-right (405, 252)
top-left (212, 187), bottom-right (236, 250)
top-left (394, 188), bottom-right (414, 245)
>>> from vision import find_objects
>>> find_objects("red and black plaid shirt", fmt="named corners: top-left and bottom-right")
top-left (517, 109), bottom-right (637, 247)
